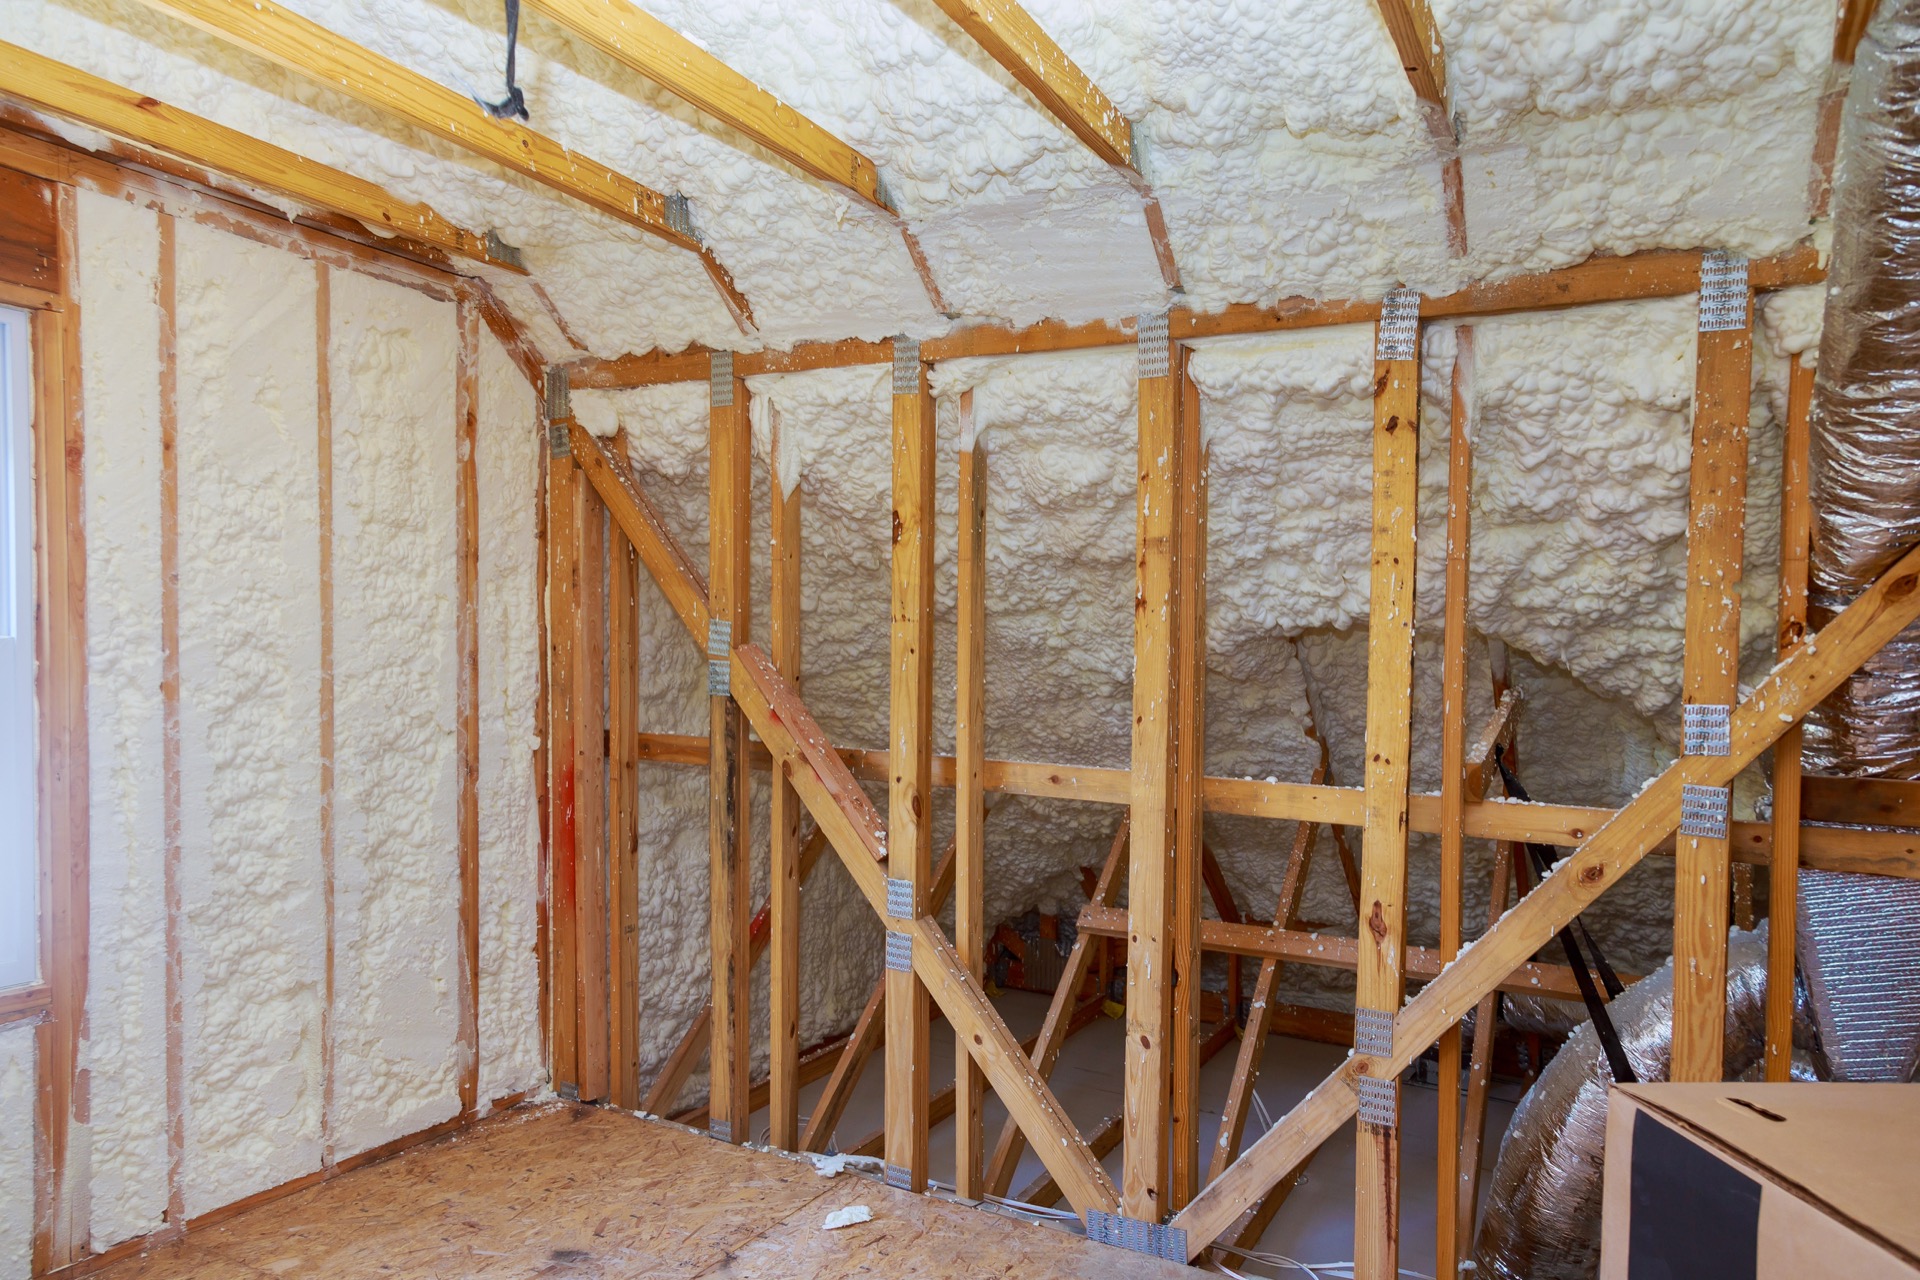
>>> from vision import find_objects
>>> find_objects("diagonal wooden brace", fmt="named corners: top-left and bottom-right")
top-left (729, 641), bottom-right (1120, 1217)
top-left (1170, 541), bottom-right (1920, 1259)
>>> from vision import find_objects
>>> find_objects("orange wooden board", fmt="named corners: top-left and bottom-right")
top-left (89, 1104), bottom-right (1187, 1279)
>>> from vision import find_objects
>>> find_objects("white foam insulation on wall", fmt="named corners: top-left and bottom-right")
top-left (175, 219), bottom-right (327, 1216)
top-left (10, 0), bottom-right (1830, 354)
top-left (0, 190), bottom-right (548, 1257)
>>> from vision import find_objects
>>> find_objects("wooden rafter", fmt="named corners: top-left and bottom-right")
top-left (1376, 0), bottom-right (1452, 140)
top-left (768, 404), bottom-right (805, 1150)
top-left (1169, 539), bottom-right (1920, 1260)
top-left (0, 41), bottom-right (522, 274)
top-left (920, 0), bottom-right (1180, 289)
top-left (128, 0), bottom-right (756, 329)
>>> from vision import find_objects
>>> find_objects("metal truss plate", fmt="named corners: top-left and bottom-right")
top-left (709, 350), bottom-right (735, 407)
top-left (885, 930), bottom-right (913, 973)
top-left (708, 1118), bottom-right (732, 1143)
top-left (544, 367), bottom-right (571, 422)
top-left (665, 192), bottom-right (696, 241)
top-left (1376, 288), bottom-right (1420, 361)
top-left (548, 422), bottom-right (571, 458)
top-left (706, 619), bottom-right (732, 696)
top-left (1680, 783), bottom-right (1731, 839)
top-left (1354, 1007), bottom-right (1394, 1057)
top-left (892, 337), bottom-right (922, 395)
top-left (1355, 1074), bottom-right (1397, 1127)
top-left (1683, 703), bottom-right (1732, 757)
top-left (883, 1163), bottom-right (913, 1191)
top-left (886, 877), bottom-right (914, 919)
top-left (1698, 250), bottom-right (1750, 332)
top-left (1085, 1210), bottom-right (1188, 1262)
top-left (1137, 311), bottom-right (1170, 378)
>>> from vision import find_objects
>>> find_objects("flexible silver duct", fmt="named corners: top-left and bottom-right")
top-left (1805, 0), bottom-right (1920, 778)
top-left (1470, 929), bottom-right (1773, 1280)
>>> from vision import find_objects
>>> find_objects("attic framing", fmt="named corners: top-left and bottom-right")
top-left (540, 234), bottom-right (1920, 1280)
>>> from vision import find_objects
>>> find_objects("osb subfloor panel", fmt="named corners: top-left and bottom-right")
top-left (93, 1103), bottom-right (1188, 1279)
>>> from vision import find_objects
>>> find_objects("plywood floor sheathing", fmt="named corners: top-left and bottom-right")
top-left (92, 1102), bottom-right (1188, 1278)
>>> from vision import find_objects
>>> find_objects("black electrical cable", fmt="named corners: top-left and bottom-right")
top-left (475, 0), bottom-right (530, 121)
top-left (1493, 744), bottom-right (1638, 1084)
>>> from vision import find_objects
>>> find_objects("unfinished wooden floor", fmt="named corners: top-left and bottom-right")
top-left (91, 1102), bottom-right (1188, 1278)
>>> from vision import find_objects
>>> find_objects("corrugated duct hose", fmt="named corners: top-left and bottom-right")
top-left (1474, 6), bottom-right (1920, 1274)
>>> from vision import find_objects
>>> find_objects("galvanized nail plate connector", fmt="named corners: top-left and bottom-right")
top-left (1376, 288), bottom-right (1420, 361)
top-left (1682, 703), bottom-right (1732, 757)
top-left (1680, 783), bottom-right (1731, 838)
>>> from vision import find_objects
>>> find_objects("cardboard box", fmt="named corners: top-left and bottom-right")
top-left (1601, 1083), bottom-right (1920, 1280)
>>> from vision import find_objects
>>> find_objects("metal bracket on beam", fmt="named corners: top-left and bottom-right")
top-left (709, 350), bottom-right (734, 407)
top-left (1680, 784), bottom-right (1731, 839)
top-left (1086, 1210), bottom-right (1188, 1262)
top-left (1355, 1074), bottom-right (1397, 1127)
top-left (706, 620), bottom-right (732, 696)
top-left (883, 1163), bottom-right (914, 1191)
top-left (665, 192), bottom-right (697, 242)
top-left (483, 228), bottom-right (524, 270)
top-left (1698, 250), bottom-right (1750, 332)
top-left (885, 877), bottom-right (915, 920)
top-left (1376, 288), bottom-right (1420, 361)
top-left (545, 366), bottom-right (571, 424)
top-left (708, 1118), bottom-right (732, 1143)
top-left (1354, 1007), bottom-right (1394, 1058)
top-left (892, 337), bottom-right (922, 394)
top-left (1682, 703), bottom-right (1732, 757)
top-left (1137, 311), bottom-right (1169, 378)
top-left (885, 931), bottom-right (913, 972)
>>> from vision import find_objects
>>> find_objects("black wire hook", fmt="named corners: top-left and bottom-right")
top-left (474, 0), bottom-right (530, 121)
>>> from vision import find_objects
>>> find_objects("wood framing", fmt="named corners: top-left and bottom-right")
top-left (954, 393), bottom-right (988, 1196)
top-left (455, 298), bottom-right (483, 1116)
top-left (128, 0), bottom-right (756, 325)
top-left (886, 339), bottom-right (937, 1192)
top-left (159, 210), bottom-right (187, 1240)
top-left (1376, 0), bottom-right (1453, 143)
top-left (768, 404), bottom-right (805, 1149)
top-left (1354, 299), bottom-right (1423, 1280)
top-left (526, 0), bottom-right (883, 209)
top-left (0, 41), bottom-right (523, 274)
top-left (29, 187), bottom-right (88, 1275)
top-left (545, 387), bottom-right (582, 1097)
top-left (1672, 273), bottom-right (1754, 1083)
top-left (1767, 356), bottom-right (1816, 1080)
top-left (927, 0), bottom-right (1133, 169)
top-left (707, 355), bottom-right (753, 1142)
top-left (1169, 539), bottom-right (1920, 1260)
top-left (985, 817), bottom-right (1129, 1196)
top-left (1124, 314), bottom-right (1188, 1221)
top-left (728, 641), bottom-right (1119, 1215)
top-left (608, 526), bottom-right (642, 1109)
top-left (1434, 326), bottom-right (1472, 1280)
top-left (567, 421), bottom-right (710, 645)
top-left (568, 246), bottom-right (1824, 392)
top-left (1169, 366), bottom-right (1207, 1212)
top-left (570, 442), bottom-right (611, 1104)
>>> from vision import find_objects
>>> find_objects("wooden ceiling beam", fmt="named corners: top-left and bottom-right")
top-left (129, 0), bottom-right (757, 329)
top-left (929, 0), bottom-right (1131, 169)
top-left (525, 0), bottom-right (884, 211)
top-left (0, 40), bottom-right (522, 274)
top-left (922, 0), bottom-right (1180, 288)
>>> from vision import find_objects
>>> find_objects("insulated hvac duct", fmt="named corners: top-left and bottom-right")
top-left (1806, 0), bottom-right (1920, 777)
top-left (1796, 0), bottom-right (1920, 1088)
top-left (1471, 929), bottom-right (1775, 1280)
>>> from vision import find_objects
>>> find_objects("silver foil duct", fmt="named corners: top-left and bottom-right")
top-left (1797, 868), bottom-right (1920, 1081)
top-left (1806, 0), bottom-right (1920, 778)
top-left (1471, 929), bottom-right (1771, 1280)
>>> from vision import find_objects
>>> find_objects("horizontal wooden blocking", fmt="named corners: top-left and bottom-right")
top-left (728, 642), bottom-right (1118, 1218)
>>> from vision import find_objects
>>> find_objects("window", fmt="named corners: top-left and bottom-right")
top-left (0, 306), bottom-right (35, 994)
